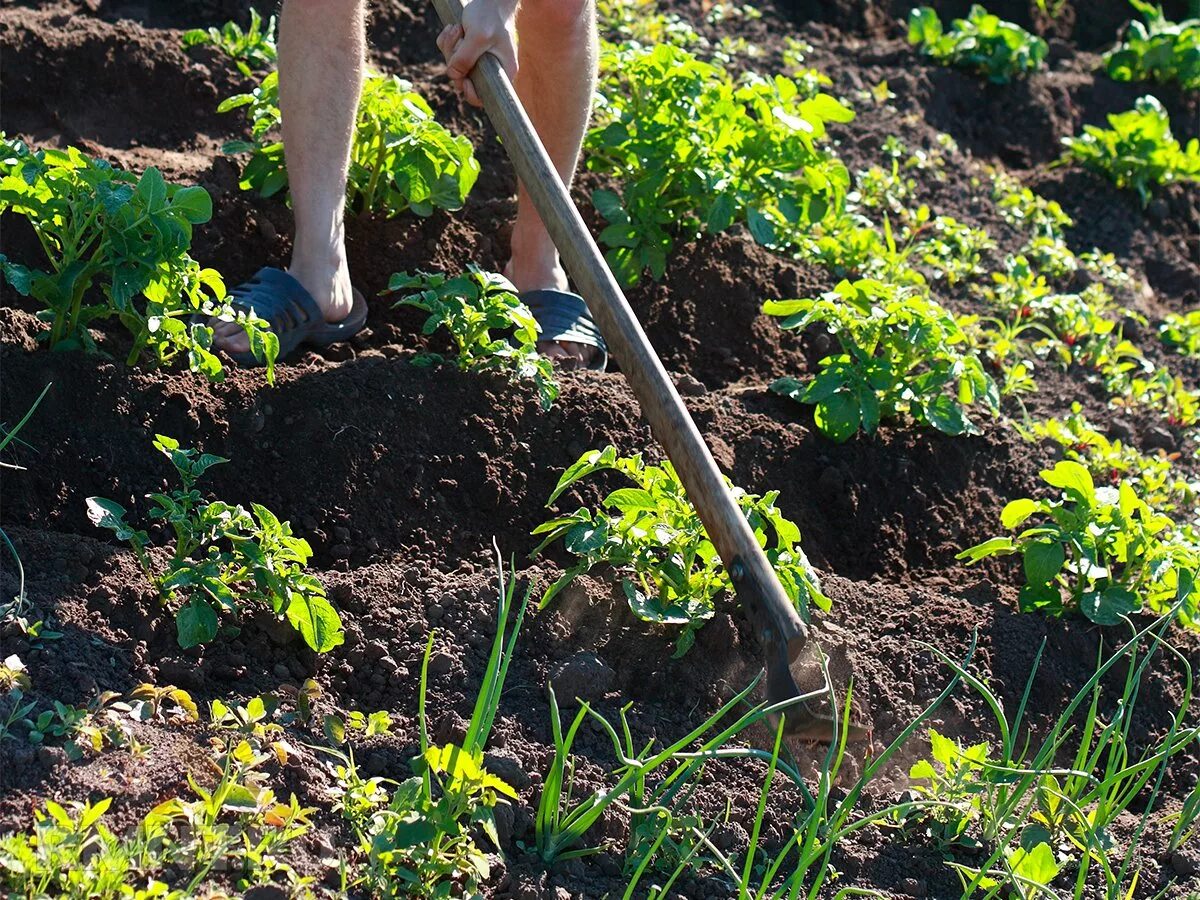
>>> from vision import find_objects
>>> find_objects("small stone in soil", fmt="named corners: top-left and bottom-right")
top-left (899, 878), bottom-right (926, 897)
top-left (484, 751), bottom-right (531, 789)
top-left (1171, 850), bottom-right (1199, 877)
top-left (549, 651), bottom-right (615, 704)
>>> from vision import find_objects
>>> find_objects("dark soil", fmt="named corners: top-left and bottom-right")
top-left (2, 1), bottom-right (1199, 898)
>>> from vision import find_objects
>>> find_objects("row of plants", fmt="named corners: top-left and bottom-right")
top-left (4, 548), bottom-right (1197, 897)
top-left (909, 0), bottom-right (1200, 92)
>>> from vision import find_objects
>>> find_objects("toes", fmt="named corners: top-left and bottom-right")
top-left (207, 317), bottom-right (252, 354)
top-left (538, 340), bottom-right (598, 371)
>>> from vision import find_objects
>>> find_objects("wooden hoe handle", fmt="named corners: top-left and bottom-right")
top-left (430, 0), bottom-right (828, 731)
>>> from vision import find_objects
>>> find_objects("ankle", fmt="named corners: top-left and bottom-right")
top-left (288, 252), bottom-right (352, 318)
top-left (507, 232), bottom-right (564, 292)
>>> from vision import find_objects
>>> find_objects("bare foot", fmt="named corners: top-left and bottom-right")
top-left (210, 259), bottom-right (355, 355)
top-left (502, 259), bottom-right (600, 369)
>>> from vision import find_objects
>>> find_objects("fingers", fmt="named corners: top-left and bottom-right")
top-left (446, 28), bottom-right (493, 86)
top-left (436, 12), bottom-right (519, 107)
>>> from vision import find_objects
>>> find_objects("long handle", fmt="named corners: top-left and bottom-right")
top-left (430, 0), bottom-right (817, 720)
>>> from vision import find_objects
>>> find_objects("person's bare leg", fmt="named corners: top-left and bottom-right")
top-left (506, 0), bottom-right (598, 366)
top-left (213, 0), bottom-right (364, 354)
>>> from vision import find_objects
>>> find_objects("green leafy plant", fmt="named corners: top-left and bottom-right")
top-left (333, 548), bottom-right (526, 898)
top-left (586, 42), bottom-right (853, 285)
top-left (766, 277), bottom-right (999, 442)
top-left (384, 267), bottom-right (558, 409)
top-left (220, 71), bottom-right (479, 217)
top-left (1058, 95), bottom-right (1200, 205)
top-left (0, 743), bottom-right (317, 898)
top-left (1024, 406), bottom-right (1199, 514)
top-left (182, 6), bottom-right (277, 76)
top-left (86, 435), bottom-right (343, 652)
top-left (908, 5), bottom-right (1049, 83)
top-left (1160, 309), bottom-right (1200, 356)
top-left (899, 728), bottom-right (994, 849)
top-left (1105, 0), bottom-right (1200, 90)
top-left (532, 446), bottom-right (827, 656)
top-left (957, 460), bottom-right (1198, 626)
top-left (0, 138), bottom-right (276, 380)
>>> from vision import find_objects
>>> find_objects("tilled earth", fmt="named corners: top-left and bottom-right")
top-left (1, 0), bottom-right (1199, 897)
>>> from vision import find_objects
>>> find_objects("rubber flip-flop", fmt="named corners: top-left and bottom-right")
top-left (224, 267), bottom-right (368, 366)
top-left (522, 289), bottom-right (608, 371)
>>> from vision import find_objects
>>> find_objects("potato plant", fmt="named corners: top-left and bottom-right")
top-left (86, 436), bottom-right (343, 652)
top-left (385, 266), bottom-right (558, 409)
top-left (1058, 95), bottom-right (1200, 205)
top-left (958, 461), bottom-right (1198, 626)
top-left (532, 446), bottom-right (828, 656)
top-left (0, 138), bottom-right (277, 381)
top-left (220, 72), bottom-right (479, 217)
top-left (585, 42), bottom-right (853, 285)
top-left (1105, 0), bottom-right (1200, 90)
top-left (766, 278), bottom-right (999, 442)
top-left (908, 5), bottom-right (1048, 83)
top-left (182, 6), bottom-right (277, 76)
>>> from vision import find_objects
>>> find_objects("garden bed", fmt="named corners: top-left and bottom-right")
top-left (1, 0), bottom-right (1198, 897)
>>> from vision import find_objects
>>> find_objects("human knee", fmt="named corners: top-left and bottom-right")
top-left (283, 0), bottom-right (363, 14)
top-left (519, 0), bottom-right (592, 32)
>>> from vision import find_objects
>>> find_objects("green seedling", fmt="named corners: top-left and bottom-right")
top-left (0, 138), bottom-right (276, 381)
top-left (915, 215), bottom-right (995, 286)
top-left (0, 743), bottom-right (317, 898)
top-left (87, 435), bottom-right (343, 653)
top-left (182, 7), bottom-right (277, 76)
top-left (221, 72), bottom-right (479, 218)
top-left (1105, 0), bottom-right (1200, 90)
top-left (385, 266), bottom-right (558, 409)
top-left (926, 598), bottom-right (1198, 898)
top-left (1058, 95), bottom-right (1200, 205)
top-left (958, 460), bottom-right (1198, 627)
top-left (532, 446), bottom-right (827, 656)
top-left (1024, 406), bottom-right (1199, 515)
top-left (1160, 309), bottom-right (1200, 356)
top-left (898, 728), bottom-right (993, 849)
top-left (331, 546), bottom-right (525, 898)
top-left (990, 169), bottom-right (1074, 238)
top-left (586, 42), bottom-right (853, 285)
top-left (908, 5), bottom-right (1048, 83)
top-left (766, 277), bottom-right (999, 442)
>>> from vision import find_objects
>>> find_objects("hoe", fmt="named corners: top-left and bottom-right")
top-left (432, 0), bottom-right (866, 742)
